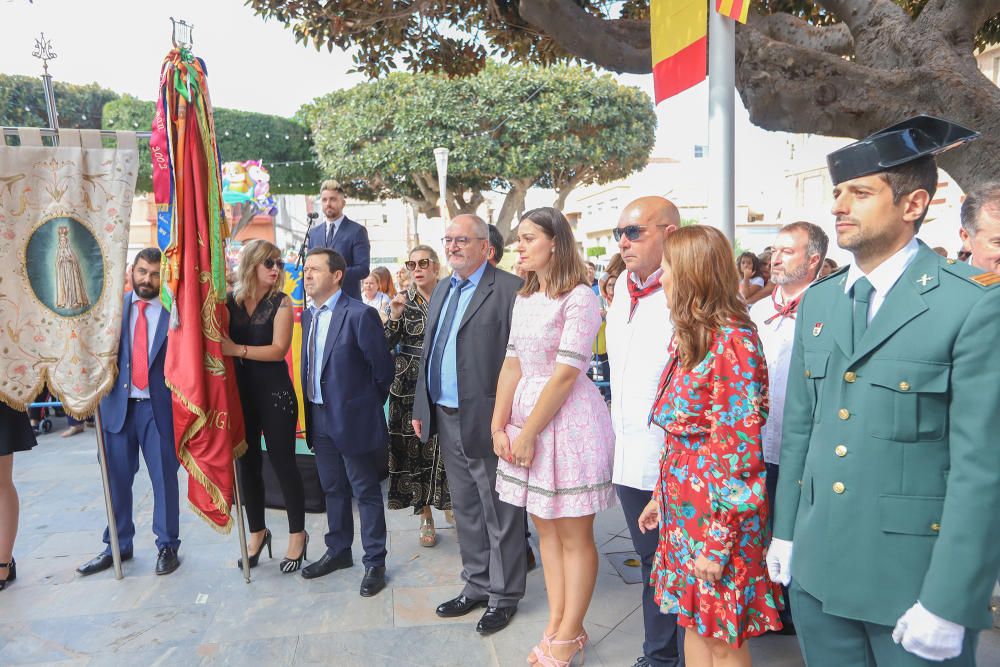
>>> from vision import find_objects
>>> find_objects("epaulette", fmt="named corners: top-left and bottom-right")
top-left (969, 271), bottom-right (1000, 287)
top-left (811, 265), bottom-right (849, 286)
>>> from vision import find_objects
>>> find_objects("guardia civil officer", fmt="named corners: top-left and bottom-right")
top-left (767, 115), bottom-right (1000, 665)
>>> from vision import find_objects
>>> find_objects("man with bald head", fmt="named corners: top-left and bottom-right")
top-left (606, 196), bottom-right (682, 667)
top-left (412, 214), bottom-right (527, 634)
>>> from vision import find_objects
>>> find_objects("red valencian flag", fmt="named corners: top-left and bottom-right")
top-left (153, 48), bottom-right (246, 532)
top-left (716, 0), bottom-right (750, 24)
top-left (651, 0), bottom-right (708, 103)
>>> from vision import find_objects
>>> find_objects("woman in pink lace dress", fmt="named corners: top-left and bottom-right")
top-left (492, 207), bottom-right (615, 667)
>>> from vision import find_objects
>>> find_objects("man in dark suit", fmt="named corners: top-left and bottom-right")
top-left (299, 248), bottom-right (394, 596)
top-left (77, 247), bottom-right (180, 577)
top-left (412, 214), bottom-right (526, 634)
top-left (304, 179), bottom-right (371, 301)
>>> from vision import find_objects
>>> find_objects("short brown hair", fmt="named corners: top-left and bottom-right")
top-left (517, 207), bottom-right (588, 299)
top-left (306, 248), bottom-right (346, 281)
top-left (880, 157), bottom-right (938, 229)
top-left (664, 226), bottom-right (754, 370)
top-left (780, 221), bottom-right (829, 275)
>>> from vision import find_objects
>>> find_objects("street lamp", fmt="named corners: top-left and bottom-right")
top-left (434, 147), bottom-right (449, 222)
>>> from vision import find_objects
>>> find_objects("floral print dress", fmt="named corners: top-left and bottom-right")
top-left (649, 326), bottom-right (783, 646)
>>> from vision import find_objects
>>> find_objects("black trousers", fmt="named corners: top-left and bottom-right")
top-left (616, 484), bottom-right (684, 667)
top-left (765, 462), bottom-right (793, 624)
top-left (238, 385), bottom-right (305, 534)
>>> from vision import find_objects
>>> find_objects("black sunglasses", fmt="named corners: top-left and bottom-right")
top-left (612, 224), bottom-right (670, 242)
top-left (263, 257), bottom-right (285, 271)
top-left (404, 258), bottom-right (433, 270)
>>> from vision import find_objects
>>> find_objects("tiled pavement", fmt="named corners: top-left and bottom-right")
top-left (3, 428), bottom-right (999, 666)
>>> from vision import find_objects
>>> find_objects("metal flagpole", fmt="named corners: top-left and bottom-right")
top-left (434, 147), bottom-right (450, 223)
top-left (232, 460), bottom-right (251, 583)
top-left (707, 7), bottom-right (736, 243)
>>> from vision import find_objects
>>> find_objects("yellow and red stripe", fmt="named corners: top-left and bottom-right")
top-left (716, 0), bottom-right (750, 24)
top-left (651, 0), bottom-right (708, 104)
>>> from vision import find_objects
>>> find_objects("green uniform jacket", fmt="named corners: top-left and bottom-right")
top-left (773, 241), bottom-right (1000, 630)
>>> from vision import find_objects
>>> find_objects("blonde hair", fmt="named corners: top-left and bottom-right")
top-left (234, 239), bottom-right (282, 306)
top-left (320, 179), bottom-right (344, 195)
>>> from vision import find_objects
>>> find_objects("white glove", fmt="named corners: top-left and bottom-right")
top-left (892, 601), bottom-right (965, 661)
top-left (766, 538), bottom-right (793, 586)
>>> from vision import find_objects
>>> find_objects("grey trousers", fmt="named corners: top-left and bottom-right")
top-left (436, 406), bottom-right (527, 608)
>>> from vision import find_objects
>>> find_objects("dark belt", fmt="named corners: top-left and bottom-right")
top-left (128, 397), bottom-right (149, 403)
top-left (437, 405), bottom-right (459, 416)
top-left (399, 344), bottom-right (423, 357)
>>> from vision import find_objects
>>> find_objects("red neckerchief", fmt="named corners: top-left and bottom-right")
top-left (628, 274), bottom-right (661, 322)
top-left (764, 288), bottom-right (803, 325)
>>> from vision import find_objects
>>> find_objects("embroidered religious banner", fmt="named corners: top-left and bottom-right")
top-left (0, 128), bottom-right (138, 418)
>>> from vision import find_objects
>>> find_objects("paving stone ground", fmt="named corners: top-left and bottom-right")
top-left (4, 428), bottom-right (999, 666)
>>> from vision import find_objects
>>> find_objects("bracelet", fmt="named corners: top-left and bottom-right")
top-left (241, 345), bottom-right (248, 358)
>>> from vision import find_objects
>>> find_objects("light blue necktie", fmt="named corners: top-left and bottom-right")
top-left (307, 305), bottom-right (328, 402)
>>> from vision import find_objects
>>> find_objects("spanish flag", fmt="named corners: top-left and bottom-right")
top-left (716, 0), bottom-right (750, 23)
top-left (651, 0), bottom-right (708, 104)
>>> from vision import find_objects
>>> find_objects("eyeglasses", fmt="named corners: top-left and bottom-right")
top-left (441, 236), bottom-right (486, 248)
top-left (263, 257), bottom-right (285, 271)
top-left (613, 224), bottom-right (670, 242)
top-left (405, 258), bottom-right (433, 270)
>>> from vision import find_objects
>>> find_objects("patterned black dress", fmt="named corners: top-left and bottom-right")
top-left (384, 287), bottom-right (451, 512)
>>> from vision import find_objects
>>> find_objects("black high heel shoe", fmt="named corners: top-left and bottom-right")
top-left (238, 529), bottom-right (272, 569)
top-left (0, 559), bottom-right (16, 591)
top-left (280, 532), bottom-right (309, 574)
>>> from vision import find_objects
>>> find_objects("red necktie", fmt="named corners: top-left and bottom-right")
top-left (132, 301), bottom-right (149, 391)
top-left (628, 276), bottom-right (661, 322)
top-left (764, 290), bottom-right (803, 325)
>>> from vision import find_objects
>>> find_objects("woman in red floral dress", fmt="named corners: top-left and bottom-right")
top-left (638, 226), bottom-right (783, 666)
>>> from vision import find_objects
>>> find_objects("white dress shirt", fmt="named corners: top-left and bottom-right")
top-left (606, 268), bottom-right (673, 491)
top-left (843, 237), bottom-right (920, 322)
top-left (129, 292), bottom-right (163, 399)
top-left (749, 287), bottom-right (806, 465)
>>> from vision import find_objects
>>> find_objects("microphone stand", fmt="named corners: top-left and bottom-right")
top-left (296, 213), bottom-right (319, 271)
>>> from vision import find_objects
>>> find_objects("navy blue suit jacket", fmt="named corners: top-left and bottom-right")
top-left (305, 216), bottom-right (371, 301)
top-left (99, 294), bottom-right (174, 444)
top-left (301, 292), bottom-right (393, 455)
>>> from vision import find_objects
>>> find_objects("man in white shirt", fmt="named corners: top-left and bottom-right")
top-left (749, 220), bottom-right (828, 634)
top-left (606, 196), bottom-right (681, 667)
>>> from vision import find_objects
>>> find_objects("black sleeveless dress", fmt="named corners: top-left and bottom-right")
top-left (0, 402), bottom-right (37, 455)
top-left (226, 292), bottom-right (304, 534)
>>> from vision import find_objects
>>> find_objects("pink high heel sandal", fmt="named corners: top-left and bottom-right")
top-left (538, 631), bottom-right (587, 667)
top-left (527, 632), bottom-right (555, 664)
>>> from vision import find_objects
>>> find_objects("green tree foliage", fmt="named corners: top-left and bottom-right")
top-left (298, 63), bottom-right (656, 234)
top-left (0, 74), bottom-right (116, 129)
top-left (101, 96), bottom-right (321, 194)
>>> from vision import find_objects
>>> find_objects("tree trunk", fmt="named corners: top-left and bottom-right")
top-left (520, 0), bottom-right (1000, 191)
top-left (495, 178), bottom-right (534, 239)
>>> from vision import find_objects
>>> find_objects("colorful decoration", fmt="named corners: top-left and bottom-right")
top-left (222, 159), bottom-right (277, 216)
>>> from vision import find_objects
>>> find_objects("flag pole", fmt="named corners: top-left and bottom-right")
top-left (232, 445), bottom-right (251, 583)
top-left (708, 6), bottom-right (736, 243)
top-left (93, 410), bottom-right (124, 580)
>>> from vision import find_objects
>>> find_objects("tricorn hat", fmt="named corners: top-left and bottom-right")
top-left (826, 115), bottom-right (979, 185)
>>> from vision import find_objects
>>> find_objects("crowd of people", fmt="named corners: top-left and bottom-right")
top-left (3, 116), bottom-right (1000, 666)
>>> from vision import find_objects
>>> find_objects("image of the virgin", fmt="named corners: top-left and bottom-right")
top-left (54, 225), bottom-right (91, 310)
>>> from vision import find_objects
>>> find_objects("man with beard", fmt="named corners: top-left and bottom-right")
top-left (77, 248), bottom-right (180, 577)
top-left (959, 182), bottom-right (1000, 279)
top-left (749, 221), bottom-right (828, 635)
top-left (305, 179), bottom-right (370, 300)
top-left (767, 116), bottom-right (1000, 665)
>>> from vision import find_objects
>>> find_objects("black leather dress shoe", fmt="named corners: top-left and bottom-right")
top-left (476, 605), bottom-right (517, 634)
top-left (301, 550), bottom-right (353, 580)
top-left (436, 594), bottom-right (488, 618)
top-left (77, 550), bottom-right (133, 576)
top-left (359, 566), bottom-right (386, 597)
top-left (155, 546), bottom-right (180, 575)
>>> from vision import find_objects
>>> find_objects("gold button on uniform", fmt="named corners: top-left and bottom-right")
top-left (899, 381), bottom-right (910, 391)
top-left (844, 371), bottom-right (857, 383)
top-left (930, 523), bottom-right (941, 532)
top-left (833, 482), bottom-right (846, 494)
top-left (835, 445), bottom-right (848, 457)
top-left (838, 408), bottom-right (850, 420)
top-left (805, 370), bottom-right (811, 378)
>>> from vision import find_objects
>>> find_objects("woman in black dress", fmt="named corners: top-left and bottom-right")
top-left (1, 402), bottom-right (37, 590)
top-left (385, 245), bottom-right (451, 547)
top-left (221, 240), bottom-right (307, 572)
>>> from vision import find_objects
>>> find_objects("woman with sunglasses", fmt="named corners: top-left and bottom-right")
top-left (222, 240), bottom-right (307, 573)
top-left (384, 245), bottom-right (451, 547)
top-left (638, 226), bottom-right (783, 666)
